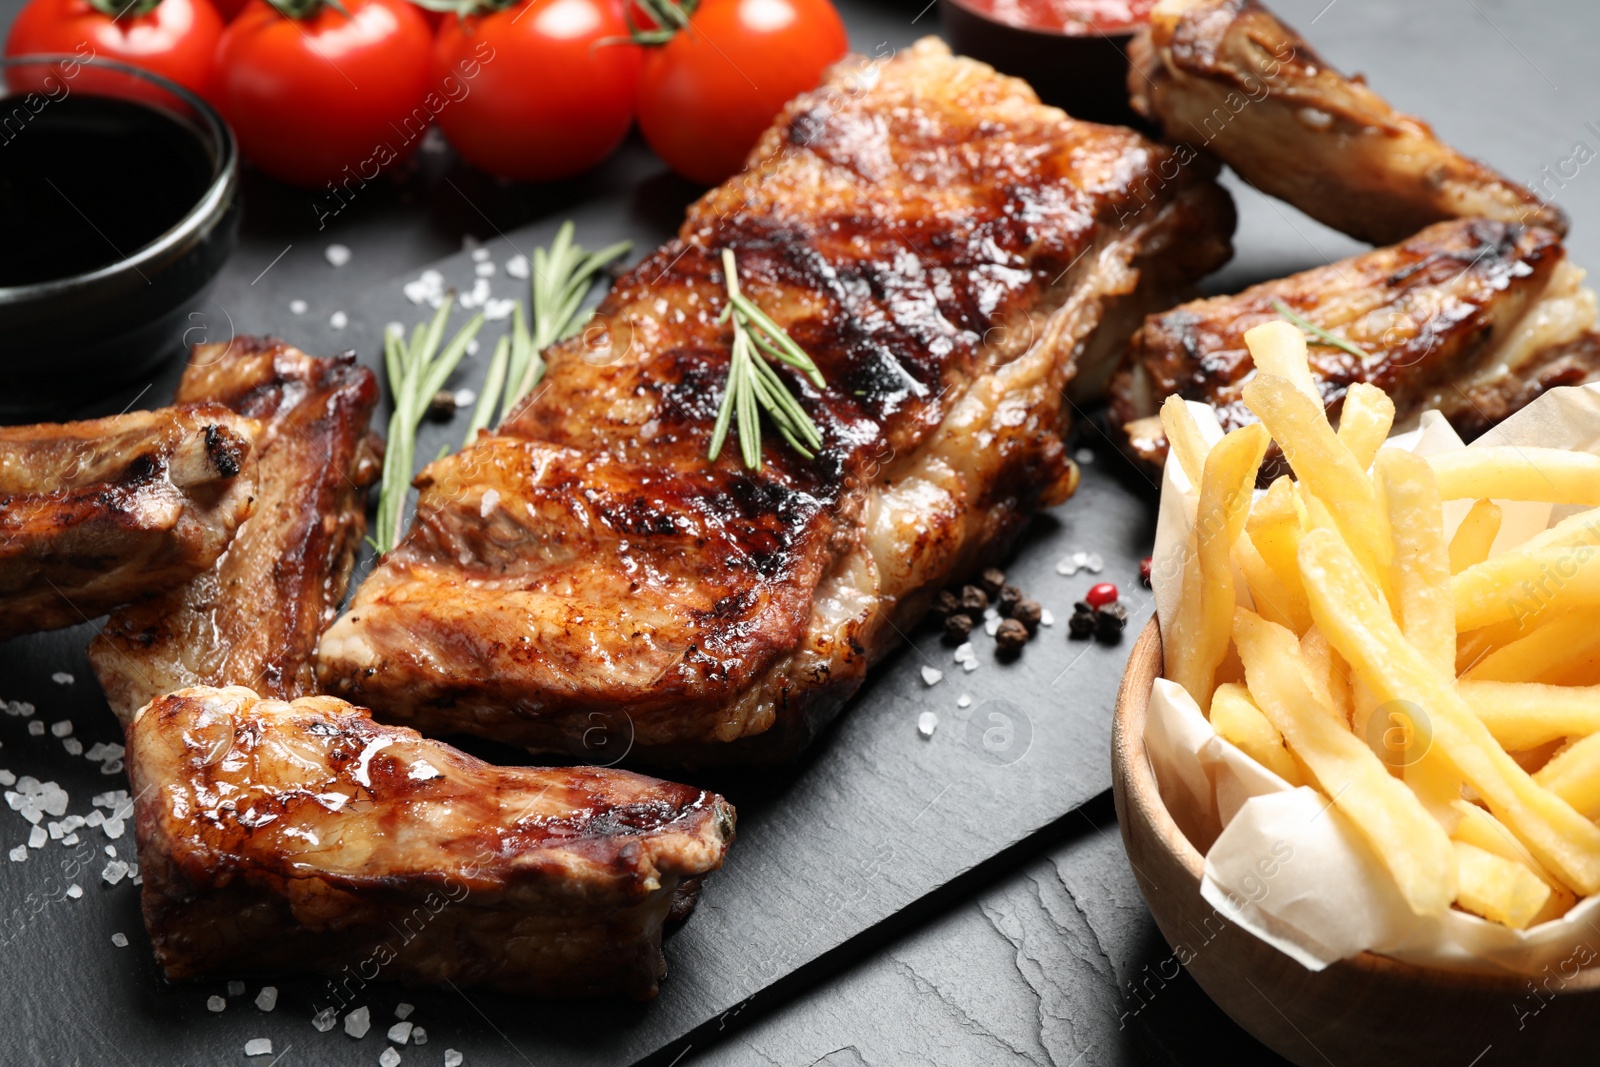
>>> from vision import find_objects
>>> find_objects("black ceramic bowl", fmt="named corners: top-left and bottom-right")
top-left (0, 55), bottom-right (239, 418)
top-left (939, 0), bottom-right (1147, 128)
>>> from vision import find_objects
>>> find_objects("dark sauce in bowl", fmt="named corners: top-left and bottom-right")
top-left (0, 94), bottom-right (215, 287)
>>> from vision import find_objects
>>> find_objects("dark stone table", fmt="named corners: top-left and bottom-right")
top-left (0, 0), bottom-right (1592, 1063)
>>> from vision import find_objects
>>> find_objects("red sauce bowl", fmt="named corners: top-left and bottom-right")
top-left (939, 0), bottom-right (1153, 128)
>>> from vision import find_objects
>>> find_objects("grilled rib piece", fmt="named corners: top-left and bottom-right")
top-left (127, 686), bottom-right (733, 1000)
top-left (1128, 0), bottom-right (1565, 245)
top-left (90, 339), bottom-right (380, 722)
top-left (0, 405), bottom-right (255, 640)
top-left (1110, 219), bottom-right (1600, 469)
top-left (316, 38), bottom-right (1235, 765)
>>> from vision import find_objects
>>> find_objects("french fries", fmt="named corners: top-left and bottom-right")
top-left (1448, 499), bottom-right (1501, 574)
top-left (1234, 609), bottom-right (1456, 916)
top-left (1157, 317), bottom-right (1600, 933)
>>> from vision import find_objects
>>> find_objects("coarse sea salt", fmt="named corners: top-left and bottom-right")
top-left (345, 1006), bottom-right (371, 1038)
top-left (244, 1037), bottom-right (272, 1056)
top-left (394, 1002), bottom-right (414, 1020)
top-left (471, 248), bottom-right (491, 262)
top-left (62, 738), bottom-right (82, 756)
top-left (7, 846), bottom-right (23, 862)
top-left (27, 722), bottom-right (43, 736)
top-left (50, 721), bottom-right (71, 738)
top-left (325, 244), bottom-right (352, 267)
top-left (50, 672), bottom-right (73, 686)
top-left (111, 932), bottom-right (128, 947)
top-left (475, 261), bottom-right (495, 278)
top-left (207, 995), bottom-right (226, 1012)
top-left (957, 694), bottom-right (972, 709)
top-left (388, 1021), bottom-right (413, 1044)
top-left (102, 859), bottom-right (128, 884)
top-left (65, 884), bottom-right (81, 899)
top-left (920, 665), bottom-right (942, 686)
top-left (228, 980), bottom-right (246, 997)
top-left (444, 1051), bottom-right (464, 1067)
top-left (1040, 608), bottom-right (1054, 628)
top-left (290, 299), bottom-right (309, 315)
top-left (330, 311), bottom-right (349, 330)
top-left (256, 986), bottom-right (278, 1011)
top-left (505, 254), bottom-right (530, 279)
top-left (916, 711), bottom-right (938, 739)
top-left (313, 1008), bottom-right (338, 1032)
top-left (379, 1048), bottom-right (401, 1067)
top-left (410, 1028), bottom-right (427, 1045)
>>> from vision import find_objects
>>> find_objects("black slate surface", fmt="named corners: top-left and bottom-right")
top-left (0, 0), bottom-right (1596, 1064)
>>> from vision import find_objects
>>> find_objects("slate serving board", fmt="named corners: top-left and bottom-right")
top-left (0, 64), bottom-right (1161, 1067)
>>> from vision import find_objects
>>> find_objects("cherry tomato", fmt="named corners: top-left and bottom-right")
top-left (215, 0), bottom-right (433, 187)
top-left (210, 0), bottom-right (250, 20)
top-left (635, 0), bottom-right (846, 185)
top-left (1085, 582), bottom-right (1119, 608)
top-left (5, 0), bottom-right (223, 100)
top-left (432, 0), bottom-right (640, 182)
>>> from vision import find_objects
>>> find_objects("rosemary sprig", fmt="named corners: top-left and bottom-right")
top-left (372, 224), bottom-right (630, 553)
top-left (1271, 299), bottom-right (1368, 362)
top-left (709, 248), bottom-right (826, 470)
top-left (373, 295), bottom-right (484, 553)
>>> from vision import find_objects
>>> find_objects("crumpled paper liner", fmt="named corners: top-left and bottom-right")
top-left (1145, 383), bottom-right (1600, 976)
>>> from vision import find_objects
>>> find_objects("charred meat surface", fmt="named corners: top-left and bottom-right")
top-left (1128, 0), bottom-right (1565, 245)
top-left (1110, 219), bottom-right (1600, 469)
top-left (90, 339), bottom-right (380, 722)
top-left (127, 686), bottom-right (733, 1000)
top-left (316, 38), bottom-right (1235, 765)
top-left (0, 405), bottom-right (256, 640)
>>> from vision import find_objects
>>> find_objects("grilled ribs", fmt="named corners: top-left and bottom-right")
top-left (1129, 0), bottom-right (1564, 245)
top-left (0, 405), bottom-right (255, 641)
top-left (127, 686), bottom-right (733, 1000)
top-left (316, 38), bottom-right (1235, 764)
top-left (1110, 218), bottom-right (1600, 469)
top-left (90, 339), bottom-right (380, 722)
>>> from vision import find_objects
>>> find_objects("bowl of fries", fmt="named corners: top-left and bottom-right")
top-left (1112, 321), bottom-right (1600, 1065)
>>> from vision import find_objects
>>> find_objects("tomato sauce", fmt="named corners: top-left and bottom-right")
top-left (958, 0), bottom-right (1156, 34)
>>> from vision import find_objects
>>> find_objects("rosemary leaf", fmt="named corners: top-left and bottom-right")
top-left (1271, 299), bottom-right (1368, 362)
top-left (463, 334), bottom-right (511, 447)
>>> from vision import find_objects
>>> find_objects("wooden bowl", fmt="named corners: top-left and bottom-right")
top-left (1112, 619), bottom-right (1600, 1065)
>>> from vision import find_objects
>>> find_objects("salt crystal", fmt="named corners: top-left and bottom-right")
top-left (957, 694), bottom-right (972, 709)
top-left (346, 1005), bottom-right (371, 1038)
top-left (388, 1021), bottom-right (413, 1044)
top-left (1056, 557), bottom-right (1078, 576)
top-left (1085, 552), bottom-right (1104, 573)
top-left (61, 833), bottom-right (78, 845)
top-left (444, 1052), bottom-right (463, 1067)
top-left (471, 248), bottom-right (491, 262)
top-left (207, 995), bottom-right (226, 1012)
top-left (1074, 447), bottom-right (1095, 464)
top-left (86, 810), bottom-right (104, 827)
top-left (41, 784), bottom-right (67, 816)
top-left (244, 1037), bottom-right (273, 1056)
top-left (919, 665), bottom-right (942, 686)
top-left (1040, 608), bottom-right (1054, 627)
top-left (0, 771), bottom-right (12, 786)
top-left (101, 759), bottom-right (124, 775)
top-left (403, 281), bottom-right (431, 305)
top-left (963, 660), bottom-right (979, 673)
top-left (421, 269), bottom-right (443, 287)
top-left (475, 261), bottom-right (495, 278)
top-left (228, 980), bottom-right (246, 997)
top-left (256, 986), bottom-right (278, 1011)
top-left (479, 489), bottom-right (500, 518)
top-left (465, 338), bottom-right (479, 356)
top-left (101, 859), bottom-right (128, 884)
top-left (27, 721), bottom-right (43, 736)
top-left (63, 738), bottom-right (83, 756)
top-left (13, 702), bottom-right (33, 717)
top-left (65, 884), bottom-right (82, 899)
top-left (330, 311), bottom-right (349, 330)
top-left (104, 818), bottom-right (125, 839)
top-left (916, 711), bottom-right (938, 738)
top-left (325, 244), bottom-right (352, 267)
top-left (505, 254), bottom-right (530, 279)
top-left (8, 846), bottom-right (24, 862)
top-left (394, 1003), bottom-right (414, 1020)
top-left (27, 825), bottom-right (45, 849)
top-left (453, 388), bottom-right (476, 409)
top-left (386, 321), bottom-right (404, 338)
top-left (313, 1008), bottom-right (338, 1032)
top-left (982, 605), bottom-right (998, 621)
top-left (290, 299), bottom-right (309, 315)
top-left (411, 1028), bottom-right (427, 1045)
top-left (984, 616), bottom-right (1001, 636)
top-left (50, 721), bottom-right (71, 738)
top-left (111, 932), bottom-right (128, 947)
top-left (379, 1049), bottom-right (401, 1067)
top-left (47, 822), bottom-right (62, 840)
top-left (50, 672), bottom-right (73, 685)
top-left (952, 642), bottom-right (974, 663)
top-left (484, 298), bottom-right (516, 321)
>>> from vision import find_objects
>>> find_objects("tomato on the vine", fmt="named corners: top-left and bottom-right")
top-left (215, 0), bottom-right (433, 187)
top-left (633, 0), bottom-right (846, 185)
top-left (432, 0), bottom-right (641, 182)
top-left (4, 0), bottom-right (224, 100)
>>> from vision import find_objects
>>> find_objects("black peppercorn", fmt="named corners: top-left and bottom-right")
top-left (1094, 601), bottom-right (1129, 641)
top-left (1068, 606), bottom-right (1096, 640)
top-left (1012, 598), bottom-right (1042, 632)
top-left (995, 618), bottom-right (1029, 653)
top-left (931, 589), bottom-right (961, 621)
top-left (978, 567), bottom-right (1007, 597)
top-left (943, 613), bottom-right (974, 643)
top-left (959, 585), bottom-right (989, 615)
top-left (427, 389), bottom-right (459, 420)
top-left (996, 584), bottom-right (1023, 616)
